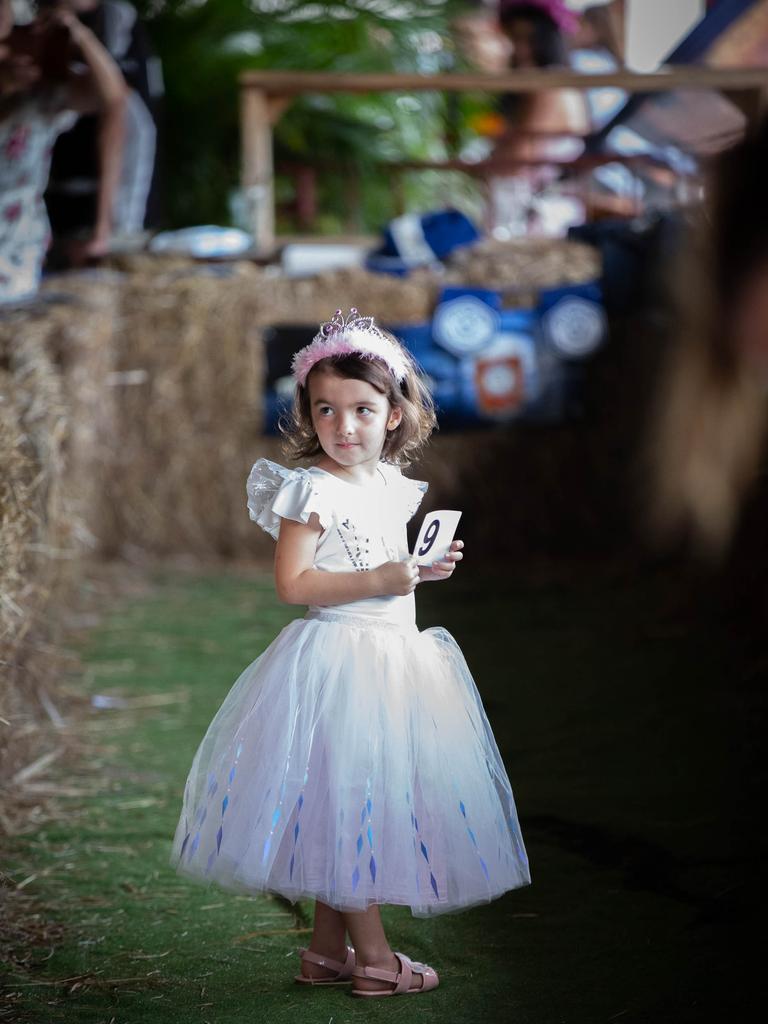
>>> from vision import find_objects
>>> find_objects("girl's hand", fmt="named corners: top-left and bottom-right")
top-left (374, 557), bottom-right (421, 596)
top-left (419, 540), bottom-right (464, 582)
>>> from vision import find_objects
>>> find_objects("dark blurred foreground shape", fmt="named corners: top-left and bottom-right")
top-left (648, 112), bottom-right (768, 557)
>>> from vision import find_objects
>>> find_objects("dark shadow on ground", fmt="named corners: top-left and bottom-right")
top-left (416, 561), bottom-right (767, 1023)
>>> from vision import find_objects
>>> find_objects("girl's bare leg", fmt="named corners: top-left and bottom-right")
top-left (299, 900), bottom-right (350, 980)
top-left (342, 905), bottom-right (424, 992)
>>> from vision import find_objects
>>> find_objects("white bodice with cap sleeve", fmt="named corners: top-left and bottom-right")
top-left (246, 459), bottom-right (428, 627)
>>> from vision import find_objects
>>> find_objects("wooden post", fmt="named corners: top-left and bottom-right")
top-left (240, 85), bottom-right (274, 254)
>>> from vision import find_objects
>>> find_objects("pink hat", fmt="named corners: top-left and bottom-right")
top-left (499, 0), bottom-right (579, 34)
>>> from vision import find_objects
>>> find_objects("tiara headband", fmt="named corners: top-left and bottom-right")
top-left (291, 308), bottom-right (410, 387)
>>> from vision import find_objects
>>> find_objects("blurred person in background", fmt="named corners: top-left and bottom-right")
top-left (0, 0), bottom-right (126, 303)
top-left (44, 0), bottom-right (163, 265)
top-left (456, 1), bottom-right (638, 233)
top-left (569, 1), bottom-right (626, 130)
top-left (487, 0), bottom-right (591, 236)
top-left (648, 115), bottom-right (768, 557)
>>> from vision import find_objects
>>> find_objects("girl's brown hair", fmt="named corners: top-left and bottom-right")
top-left (281, 330), bottom-right (436, 466)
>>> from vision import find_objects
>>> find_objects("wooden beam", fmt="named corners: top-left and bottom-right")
top-left (240, 66), bottom-right (768, 96)
top-left (239, 64), bottom-right (768, 251)
top-left (240, 85), bottom-right (275, 253)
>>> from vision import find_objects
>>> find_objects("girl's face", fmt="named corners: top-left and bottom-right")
top-left (308, 369), bottom-right (402, 472)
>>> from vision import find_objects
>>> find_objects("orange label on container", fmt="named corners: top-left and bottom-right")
top-left (475, 355), bottom-right (525, 415)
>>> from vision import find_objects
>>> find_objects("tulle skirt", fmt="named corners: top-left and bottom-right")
top-left (170, 610), bottom-right (530, 917)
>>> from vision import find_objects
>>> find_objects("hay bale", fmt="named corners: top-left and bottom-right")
top-left (2, 248), bottom-right (601, 568)
top-left (0, 309), bottom-right (73, 802)
top-left (273, 267), bottom-right (438, 324)
top-left (0, 391), bottom-right (40, 669)
top-left (445, 238), bottom-right (601, 306)
top-left (103, 251), bottom-right (201, 275)
top-left (101, 263), bottom-right (271, 557)
top-left (0, 307), bottom-right (74, 612)
top-left (39, 274), bottom-right (121, 551)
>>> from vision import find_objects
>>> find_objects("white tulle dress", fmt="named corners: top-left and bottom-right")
top-left (169, 458), bottom-right (530, 917)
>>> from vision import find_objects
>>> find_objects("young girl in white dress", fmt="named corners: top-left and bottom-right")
top-left (170, 309), bottom-right (530, 997)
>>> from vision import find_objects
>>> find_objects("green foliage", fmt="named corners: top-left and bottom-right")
top-left (130, 0), bottom-right (489, 233)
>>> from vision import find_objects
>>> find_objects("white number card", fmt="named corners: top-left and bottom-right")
top-left (412, 510), bottom-right (462, 566)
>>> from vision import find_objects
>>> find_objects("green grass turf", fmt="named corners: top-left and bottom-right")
top-left (2, 565), bottom-right (762, 1022)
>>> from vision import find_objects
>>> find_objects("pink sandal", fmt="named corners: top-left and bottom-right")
top-left (294, 944), bottom-right (356, 985)
top-left (351, 951), bottom-right (439, 997)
